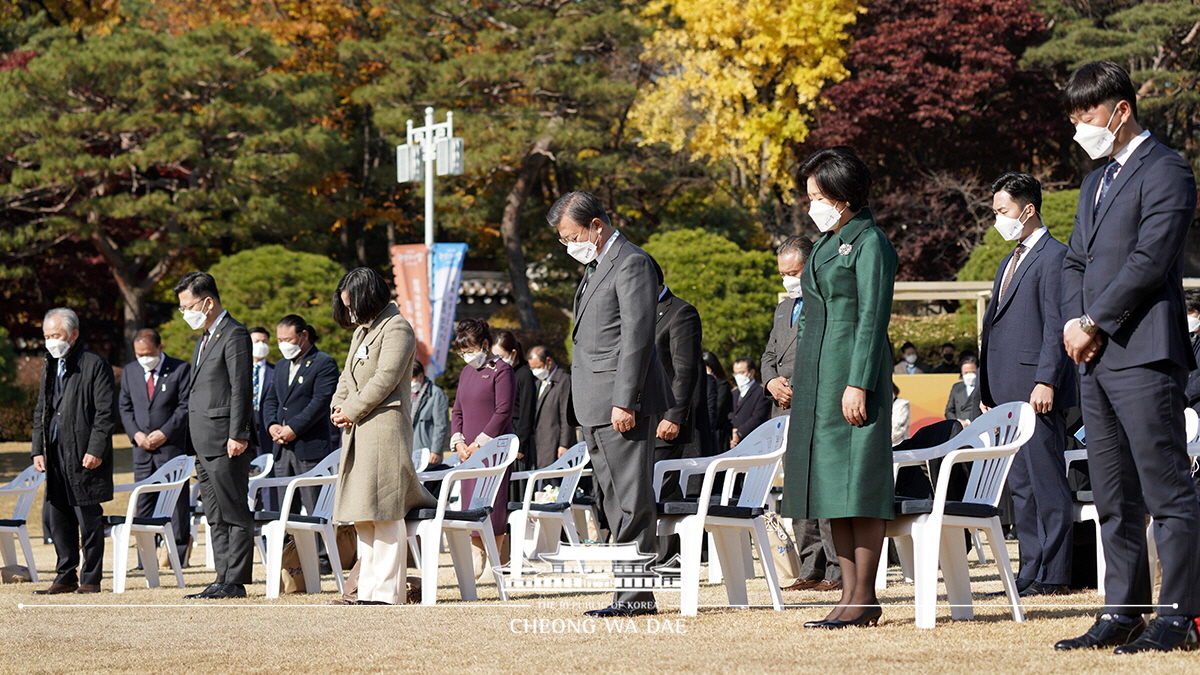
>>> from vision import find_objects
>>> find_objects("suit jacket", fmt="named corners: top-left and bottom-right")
top-left (1063, 134), bottom-right (1198, 371)
top-left (118, 355), bottom-right (191, 455)
top-left (1187, 335), bottom-right (1200, 412)
top-left (944, 381), bottom-right (981, 423)
top-left (571, 234), bottom-right (674, 427)
top-left (980, 231), bottom-right (1077, 410)
top-left (31, 345), bottom-right (116, 504)
top-left (760, 297), bottom-right (801, 408)
top-left (253, 360), bottom-right (275, 454)
top-left (510, 360), bottom-right (538, 469)
top-left (186, 313), bottom-right (256, 458)
top-left (412, 377), bottom-right (450, 457)
top-left (261, 345), bottom-right (339, 462)
top-left (654, 289), bottom-right (710, 455)
top-left (730, 381), bottom-right (771, 440)
top-left (533, 367), bottom-right (574, 468)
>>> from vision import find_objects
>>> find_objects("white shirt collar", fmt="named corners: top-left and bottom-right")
top-left (208, 310), bottom-right (228, 333)
top-left (596, 230), bottom-right (621, 267)
top-left (1112, 130), bottom-right (1151, 167)
top-left (1018, 225), bottom-right (1048, 249)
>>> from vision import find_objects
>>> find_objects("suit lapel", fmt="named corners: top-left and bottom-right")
top-left (535, 371), bottom-right (557, 416)
top-left (809, 209), bottom-right (874, 296)
top-left (995, 234), bottom-right (1047, 316)
top-left (572, 236), bottom-right (624, 338)
top-left (1087, 137), bottom-right (1154, 250)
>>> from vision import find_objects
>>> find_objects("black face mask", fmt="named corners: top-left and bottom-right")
top-left (942, 353), bottom-right (954, 362)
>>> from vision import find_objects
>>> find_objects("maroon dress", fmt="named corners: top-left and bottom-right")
top-left (452, 356), bottom-right (515, 532)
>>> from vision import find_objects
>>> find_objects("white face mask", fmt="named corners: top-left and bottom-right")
top-left (993, 208), bottom-right (1031, 242)
top-left (734, 373), bottom-right (751, 388)
top-left (809, 200), bottom-right (845, 233)
top-left (565, 227), bottom-right (600, 265)
top-left (137, 354), bottom-right (161, 372)
top-left (278, 341), bottom-right (302, 361)
top-left (962, 372), bottom-right (977, 387)
top-left (499, 353), bottom-right (517, 367)
top-left (411, 380), bottom-right (423, 394)
top-left (1189, 315), bottom-right (1200, 334)
top-left (531, 367), bottom-right (550, 381)
top-left (782, 275), bottom-right (804, 299)
top-left (461, 351), bottom-right (487, 369)
top-left (904, 353), bottom-right (918, 364)
top-left (182, 301), bottom-right (208, 331)
top-left (46, 339), bottom-right (70, 359)
top-left (252, 341), bottom-right (270, 360)
top-left (1073, 106), bottom-right (1123, 161)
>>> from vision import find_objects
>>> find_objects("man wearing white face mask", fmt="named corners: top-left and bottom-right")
top-left (979, 171), bottom-right (1076, 599)
top-left (729, 357), bottom-right (771, 448)
top-left (1056, 61), bottom-right (1200, 654)
top-left (249, 327), bottom-right (276, 462)
top-left (943, 357), bottom-right (981, 425)
top-left (118, 328), bottom-right (193, 565)
top-left (762, 236), bottom-right (814, 417)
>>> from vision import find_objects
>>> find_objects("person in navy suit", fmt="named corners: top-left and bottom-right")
top-left (261, 315), bottom-right (340, 519)
top-left (1056, 61), bottom-right (1200, 653)
top-left (979, 172), bottom-right (1076, 598)
top-left (249, 327), bottom-right (276, 461)
top-left (729, 357), bottom-right (771, 448)
top-left (118, 329), bottom-right (193, 564)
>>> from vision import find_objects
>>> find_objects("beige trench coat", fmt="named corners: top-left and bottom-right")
top-left (331, 303), bottom-right (436, 522)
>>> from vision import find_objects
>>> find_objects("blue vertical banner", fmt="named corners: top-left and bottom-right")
top-left (429, 242), bottom-right (468, 378)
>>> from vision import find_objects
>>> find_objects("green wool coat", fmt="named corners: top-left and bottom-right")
top-left (781, 208), bottom-right (897, 521)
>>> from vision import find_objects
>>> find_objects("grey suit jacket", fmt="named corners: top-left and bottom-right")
top-left (761, 297), bottom-right (801, 407)
top-left (119, 355), bottom-right (191, 455)
top-left (533, 367), bottom-right (574, 467)
top-left (571, 235), bottom-right (674, 427)
top-left (186, 313), bottom-right (255, 458)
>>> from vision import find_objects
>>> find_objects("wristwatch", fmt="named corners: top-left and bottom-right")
top-left (1078, 314), bottom-right (1099, 335)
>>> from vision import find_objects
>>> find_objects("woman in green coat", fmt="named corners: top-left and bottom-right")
top-left (782, 146), bottom-right (897, 629)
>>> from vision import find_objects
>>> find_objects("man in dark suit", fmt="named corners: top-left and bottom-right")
top-left (249, 326), bottom-right (275, 460)
top-left (549, 190), bottom-right (674, 617)
top-left (526, 346), bottom-right (574, 469)
top-left (930, 343), bottom-right (959, 374)
top-left (174, 272), bottom-right (256, 600)
top-left (118, 328), bottom-right (192, 564)
top-left (1056, 61), bottom-right (1200, 653)
top-left (30, 308), bottom-right (115, 595)
top-left (979, 172), bottom-right (1076, 597)
top-left (1184, 290), bottom-right (1200, 417)
top-left (943, 357), bottom-right (982, 424)
top-left (729, 357), bottom-right (771, 448)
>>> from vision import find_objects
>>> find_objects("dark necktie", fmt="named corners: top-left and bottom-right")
top-left (197, 330), bottom-right (211, 362)
top-left (50, 358), bottom-right (65, 442)
top-left (1093, 161), bottom-right (1120, 219)
top-left (580, 261), bottom-right (598, 295)
top-left (998, 244), bottom-right (1026, 302)
top-left (147, 369), bottom-right (155, 401)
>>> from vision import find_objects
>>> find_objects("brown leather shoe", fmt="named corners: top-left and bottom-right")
top-left (32, 583), bottom-right (78, 595)
top-left (325, 599), bottom-right (354, 606)
top-left (812, 580), bottom-right (843, 592)
top-left (74, 584), bottom-right (101, 594)
top-left (781, 579), bottom-right (824, 591)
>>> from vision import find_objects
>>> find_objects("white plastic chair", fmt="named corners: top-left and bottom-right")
top-left (883, 402), bottom-right (1035, 629)
top-left (412, 447), bottom-right (431, 473)
top-left (507, 442), bottom-right (589, 580)
top-left (0, 465), bottom-right (46, 582)
top-left (193, 453), bottom-right (274, 569)
top-left (251, 450), bottom-right (343, 599)
top-left (407, 435), bottom-right (519, 605)
top-left (110, 455), bottom-right (195, 593)
top-left (569, 467), bottom-right (607, 543)
top-left (655, 416), bottom-right (789, 617)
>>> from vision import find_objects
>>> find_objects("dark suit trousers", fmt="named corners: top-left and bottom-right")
top-left (1008, 408), bottom-right (1073, 585)
top-left (1081, 359), bottom-right (1200, 615)
top-left (45, 444), bottom-right (104, 586)
top-left (196, 451), bottom-right (254, 585)
top-left (584, 418), bottom-right (658, 608)
top-left (133, 447), bottom-right (191, 563)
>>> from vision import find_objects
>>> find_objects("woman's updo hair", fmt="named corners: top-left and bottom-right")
top-left (799, 146), bottom-right (872, 212)
top-left (454, 318), bottom-right (492, 351)
top-left (494, 330), bottom-right (522, 357)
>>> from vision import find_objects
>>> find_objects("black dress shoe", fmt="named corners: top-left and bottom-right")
top-left (319, 559), bottom-right (334, 575)
top-left (355, 600), bottom-right (392, 605)
top-left (1113, 616), bottom-right (1199, 654)
top-left (207, 584), bottom-right (247, 599)
top-left (184, 582), bottom-right (224, 599)
top-left (584, 603), bottom-right (658, 618)
top-left (1055, 614), bottom-right (1146, 651)
top-left (988, 577), bottom-right (1033, 597)
top-left (1019, 581), bottom-right (1070, 597)
top-left (824, 605), bottom-right (882, 629)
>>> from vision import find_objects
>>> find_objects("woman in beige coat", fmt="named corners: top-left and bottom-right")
top-left (330, 268), bottom-right (435, 605)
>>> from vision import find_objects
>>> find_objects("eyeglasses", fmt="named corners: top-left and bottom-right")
top-left (179, 298), bottom-right (206, 313)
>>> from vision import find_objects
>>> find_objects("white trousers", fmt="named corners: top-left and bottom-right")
top-left (356, 520), bottom-right (407, 604)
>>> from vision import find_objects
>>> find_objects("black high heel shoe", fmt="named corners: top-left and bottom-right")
top-left (824, 605), bottom-right (882, 629)
top-left (803, 618), bottom-right (834, 628)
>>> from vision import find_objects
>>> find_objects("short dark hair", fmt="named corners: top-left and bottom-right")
top-left (454, 318), bottom-right (492, 351)
top-left (1063, 60), bottom-right (1138, 120)
top-left (546, 190), bottom-right (610, 229)
top-left (778, 236), bottom-right (814, 264)
top-left (900, 341), bottom-right (916, 352)
top-left (173, 271), bottom-right (221, 302)
top-left (494, 330), bottom-right (522, 357)
top-left (991, 172), bottom-right (1042, 213)
top-left (277, 314), bottom-right (319, 344)
top-left (133, 328), bottom-right (161, 347)
top-left (734, 356), bottom-right (757, 373)
top-left (799, 146), bottom-right (872, 212)
top-left (527, 345), bottom-right (554, 363)
top-left (334, 267), bottom-right (391, 329)
top-left (412, 360), bottom-right (425, 378)
top-left (941, 342), bottom-right (955, 351)
top-left (1186, 289), bottom-right (1200, 314)
top-left (961, 355), bottom-right (978, 367)
top-left (249, 326), bottom-right (270, 338)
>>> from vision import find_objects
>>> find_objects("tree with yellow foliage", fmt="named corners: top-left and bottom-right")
top-left (630, 0), bottom-right (861, 235)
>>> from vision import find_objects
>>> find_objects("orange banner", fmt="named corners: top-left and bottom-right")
top-left (391, 244), bottom-right (432, 367)
top-left (893, 374), bottom-right (962, 436)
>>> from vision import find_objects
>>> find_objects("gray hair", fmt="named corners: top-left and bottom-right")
top-left (44, 307), bottom-right (80, 333)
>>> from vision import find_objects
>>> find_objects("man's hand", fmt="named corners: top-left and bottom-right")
top-left (730, 431), bottom-right (740, 448)
top-left (1064, 320), bottom-right (1104, 364)
top-left (842, 386), bottom-right (867, 427)
top-left (81, 454), bottom-right (102, 470)
top-left (134, 431), bottom-right (149, 449)
top-left (557, 446), bottom-right (570, 458)
top-left (611, 406), bottom-right (636, 434)
top-left (766, 377), bottom-right (793, 409)
top-left (33, 455), bottom-right (45, 472)
top-left (429, 452), bottom-right (442, 465)
top-left (145, 430), bottom-right (167, 450)
top-left (1030, 383), bottom-right (1055, 415)
top-left (269, 424), bottom-right (284, 443)
top-left (979, 402), bottom-right (991, 415)
top-left (277, 425), bottom-right (297, 444)
top-left (227, 438), bottom-right (248, 458)
top-left (656, 419), bottom-right (680, 441)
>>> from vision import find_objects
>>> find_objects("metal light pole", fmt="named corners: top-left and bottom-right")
top-left (397, 106), bottom-right (465, 252)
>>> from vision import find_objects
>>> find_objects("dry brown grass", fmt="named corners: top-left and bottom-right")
top-left (1, 442), bottom-right (1196, 674)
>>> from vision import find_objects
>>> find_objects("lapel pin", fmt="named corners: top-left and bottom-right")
top-left (298, 376), bottom-right (304, 384)
top-left (306, 360), bottom-right (311, 367)
top-left (839, 243), bottom-right (852, 256)
top-left (162, 383), bottom-right (167, 391)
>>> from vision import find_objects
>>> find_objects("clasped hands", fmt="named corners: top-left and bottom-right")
top-left (1063, 319), bottom-right (1104, 365)
top-left (268, 424), bottom-right (297, 445)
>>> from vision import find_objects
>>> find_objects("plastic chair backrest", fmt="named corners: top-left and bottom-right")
top-left (297, 449), bottom-right (341, 520)
top-left (1073, 426), bottom-right (1086, 445)
top-left (956, 403), bottom-right (1034, 507)
top-left (250, 453), bottom-right (274, 476)
top-left (1187, 408), bottom-right (1199, 444)
top-left (680, 417), bottom-right (788, 491)
top-left (459, 435), bottom-right (519, 512)
top-left (3, 465), bottom-right (46, 520)
top-left (412, 447), bottom-right (431, 473)
top-left (145, 456), bottom-right (195, 520)
top-left (732, 417), bottom-right (789, 510)
top-left (547, 442), bottom-right (589, 507)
